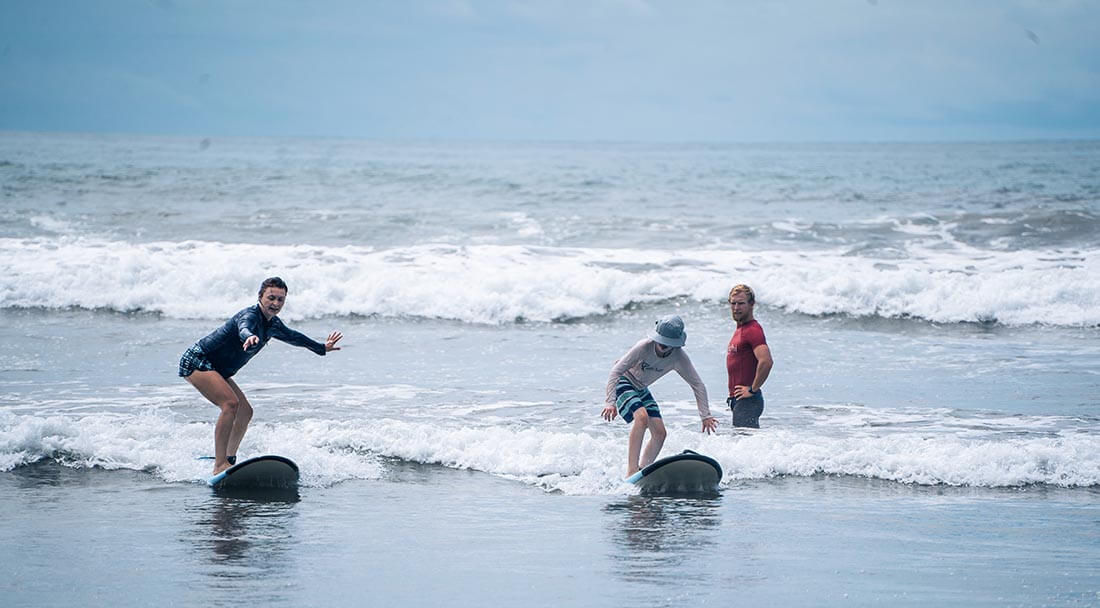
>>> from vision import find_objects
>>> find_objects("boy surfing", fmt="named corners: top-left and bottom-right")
top-left (602, 315), bottom-right (718, 477)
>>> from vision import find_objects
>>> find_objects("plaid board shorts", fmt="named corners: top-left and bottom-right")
top-left (614, 377), bottom-right (662, 423)
top-left (178, 344), bottom-right (215, 377)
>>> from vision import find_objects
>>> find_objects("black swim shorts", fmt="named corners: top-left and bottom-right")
top-left (728, 392), bottom-right (764, 428)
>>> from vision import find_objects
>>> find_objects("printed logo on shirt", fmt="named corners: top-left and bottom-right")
top-left (640, 361), bottom-right (666, 373)
top-left (729, 328), bottom-right (751, 355)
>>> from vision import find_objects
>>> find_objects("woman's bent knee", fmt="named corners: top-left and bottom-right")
top-left (218, 398), bottom-right (240, 414)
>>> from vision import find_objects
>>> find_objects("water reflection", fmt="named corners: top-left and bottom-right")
top-left (603, 494), bottom-right (722, 585)
top-left (185, 488), bottom-right (300, 581)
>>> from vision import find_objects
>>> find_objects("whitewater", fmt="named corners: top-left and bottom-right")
top-left (2, 236), bottom-right (1098, 326)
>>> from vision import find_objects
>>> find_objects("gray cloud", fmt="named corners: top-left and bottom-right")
top-left (1, 0), bottom-right (1096, 141)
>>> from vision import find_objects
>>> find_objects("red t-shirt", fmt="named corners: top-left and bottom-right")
top-left (726, 320), bottom-right (766, 396)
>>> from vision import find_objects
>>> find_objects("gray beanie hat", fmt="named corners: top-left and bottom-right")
top-left (650, 314), bottom-right (687, 347)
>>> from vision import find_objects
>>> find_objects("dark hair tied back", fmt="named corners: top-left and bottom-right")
top-left (259, 276), bottom-right (288, 298)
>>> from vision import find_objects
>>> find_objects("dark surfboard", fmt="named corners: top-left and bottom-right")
top-left (626, 450), bottom-right (722, 494)
top-left (207, 455), bottom-right (299, 489)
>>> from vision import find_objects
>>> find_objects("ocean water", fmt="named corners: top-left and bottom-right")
top-left (1, 132), bottom-right (1099, 606)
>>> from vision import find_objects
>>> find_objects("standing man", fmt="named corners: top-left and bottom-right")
top-left (726, 284), bottom-right (773, 428)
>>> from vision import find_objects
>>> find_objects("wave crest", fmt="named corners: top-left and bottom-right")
top-left (1, 237), bottom-right (1097, 326)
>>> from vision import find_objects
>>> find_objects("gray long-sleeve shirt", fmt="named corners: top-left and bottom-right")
top-left (605, 338), bottom-right (712, 420)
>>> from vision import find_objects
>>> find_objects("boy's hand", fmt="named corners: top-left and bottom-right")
top-left (601, 405), bottom-right (617, 421)
top-left (702, 417), bottom-right (718, 434)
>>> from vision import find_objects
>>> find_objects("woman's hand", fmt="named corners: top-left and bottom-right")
top-left (702, 417), bottom-right (718, 434)
top-left (325, 331), bottom-right (343, 352)
top-left (242, 335), bottom-right (260, 350)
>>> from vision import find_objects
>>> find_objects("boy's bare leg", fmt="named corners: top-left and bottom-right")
top-left (626, 409), bottom-right (651, 476)
top-left (640, 416), bottom-right (667, 468)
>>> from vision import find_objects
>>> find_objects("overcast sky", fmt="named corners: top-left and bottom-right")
top-left (1, 0), bottom-right (1097, 142)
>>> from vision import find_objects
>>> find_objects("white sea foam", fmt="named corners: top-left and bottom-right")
top-left (2, 409), bottom-right (1097, 492)
top-left (29, 215), bottom-right (79, 234)
top-left (0, 409), bottom-right (385, 487)
top-left (499, 212), bottom-right (544, 238)
top-left (703, 429), bottom-right (1100, 488)
top-left (1, 236), bottom-right (1098, 326)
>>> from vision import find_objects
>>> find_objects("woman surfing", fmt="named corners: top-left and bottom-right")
top-left (178, 277), bottom-right (343, 475)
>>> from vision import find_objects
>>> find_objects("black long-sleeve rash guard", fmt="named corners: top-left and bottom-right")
top-left (195, 304), bottom-right (325, 378)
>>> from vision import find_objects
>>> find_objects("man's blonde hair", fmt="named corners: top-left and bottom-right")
top-left (728, 284), bottom-right (755, 305)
